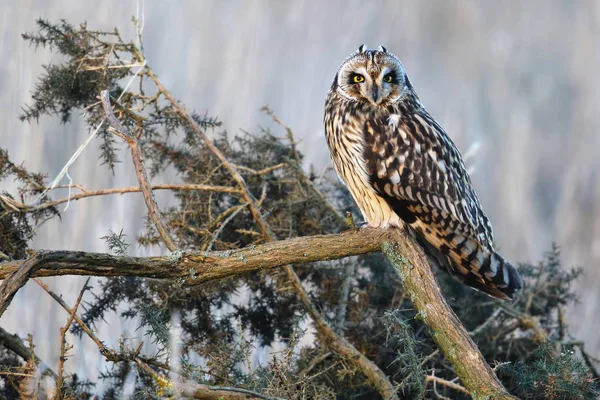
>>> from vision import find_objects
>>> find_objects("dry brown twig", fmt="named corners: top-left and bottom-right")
top-left (261, 106), bottom-right (299, 160)
top-left (426, 370), bottom-right (470, 399)
top-left (0, 184), bottom-right (239, 214)
top-left (55, 278), bottom-right (90, 399)
top-left (100, 89), bottom-right (177, 252)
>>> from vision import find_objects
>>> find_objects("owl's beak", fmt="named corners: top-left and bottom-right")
top-left (371, 85), bottom-right (381, 104)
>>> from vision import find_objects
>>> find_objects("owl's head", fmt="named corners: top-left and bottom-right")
top-left (332, 45), bottom-right (409, 106)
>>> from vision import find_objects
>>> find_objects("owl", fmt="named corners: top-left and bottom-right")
top-left (324, 45), bottom-right (523, 299)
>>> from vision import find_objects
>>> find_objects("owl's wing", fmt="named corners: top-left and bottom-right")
top-left (364, 110), bottom-right (493, 245)
top-left (364, 109), bottom-right (522, 299)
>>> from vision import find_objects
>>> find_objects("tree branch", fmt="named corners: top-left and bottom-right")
top-left (126, 137), bottom-right (177, 251)
top-left (55, 279), bottom-right (88, 399)
top-left (1, 227), bottom-right (519, 398)
top-left (142, 62), bottom-right (272, 242)
top-left (178, 383), bottom-right (284, 400)
top-left (0, 253), bottom-right (44, 318)
top-left (0, 327), bottom-right (57, 380)
top-left (382, 228), bottom-right (517, 399)
top-left (425, 374), bottom-right (469, 396)
top-left (0, 184), bottom-right (239, 214)
top-left (101, 90), bottom-right (177, 252)
top-left (0, 229), bottom-right (386, 282)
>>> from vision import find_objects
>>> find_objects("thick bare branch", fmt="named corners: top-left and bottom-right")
top-left (2, 227), bottom-right (521, 398)
top-left (0, 229), bottom-right (386, 282)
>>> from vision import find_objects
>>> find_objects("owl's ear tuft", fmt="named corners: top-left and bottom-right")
top-left (357, 44), bottom-right (367, 53)
top-left (379, 45), bottom-right (388, 53)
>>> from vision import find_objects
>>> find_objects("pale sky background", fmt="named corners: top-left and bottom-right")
top-left (1, 0), bottom-right (599, 392)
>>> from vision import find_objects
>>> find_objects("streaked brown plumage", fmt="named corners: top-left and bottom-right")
top-left (324, 45), bottom-right (523, 299)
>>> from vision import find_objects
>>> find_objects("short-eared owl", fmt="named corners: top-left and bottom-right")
top-left (324, 45), bottom-right (523, 299)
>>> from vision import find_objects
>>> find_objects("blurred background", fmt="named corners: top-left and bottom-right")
top-left (1, 0), bottom-right (599, 390)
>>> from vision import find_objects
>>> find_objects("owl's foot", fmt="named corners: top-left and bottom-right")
top-left (356, 221), bottom-right (370, 230)
top-left (345, 212), bottom-right (370, 231)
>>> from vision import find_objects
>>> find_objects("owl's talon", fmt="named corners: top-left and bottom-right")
top-left (357, 222), bottom-right (369, 230)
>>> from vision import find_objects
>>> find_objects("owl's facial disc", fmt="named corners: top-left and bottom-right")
top-left (336, 48), bottom-right (406, 106)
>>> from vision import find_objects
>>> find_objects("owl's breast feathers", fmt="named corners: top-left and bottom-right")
top-left (324, 91), bottom-right (523, 299)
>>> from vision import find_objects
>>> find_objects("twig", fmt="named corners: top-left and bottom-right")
top-left (101, 91), bottom-right (177, 251)
top-left (178, 382), bottom-right (285, 400)
top-left (426, 372), bottom-right (469, 398)
top-left (0, 329), bottom-right (57, 399)
top-left (346, 211), bottom-right (357, 232)
top-left (262, 108), bottom-right (346, 224)
top-left (132, 353), bottom-right (279, 400)
top-left (0, 184), bottom-right (240, 214)
top-left (142, 64), bottom-right (271, 241)
top-left (0, 372), bottom-right (37, 378)
top-left (34, 278), bottom-right (112, 357)
top-left (55, 278), bottom-right (89, 399)
top-left (492, 361), bottom-right (512, 372)
top-left (234, 163), bottom-right (288, 176)
top-left (261, 106), bottom-right (299, 160)
top-left (301, 351), bottom-right (332, 376)
top-left (567, 342), bottom-right (600, 381)
top-left (204, 203), bottom-right (248, 253)
top-left (35, 279), bottom-right (263, 399)
top-left (398, 349), bottom-right (440, 389)
top-left (469, 308), bottom-right (502, 336)
top-left (499, 304), bottom-right (548, 342)
top-left (33, 278), bottom-right (169, 371)
top-left (259, 109), bottom-right (398, 397)
top-left (128, 138), bottom-right (177, 251)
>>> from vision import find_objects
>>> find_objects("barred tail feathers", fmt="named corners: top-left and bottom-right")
top-left (408, 222), bottom-right (524, 299)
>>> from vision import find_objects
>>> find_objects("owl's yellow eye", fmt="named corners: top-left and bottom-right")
top-left (352, 74), bottom-right (365, 83)
top-left (383, 74), bottom-right (394, 83)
